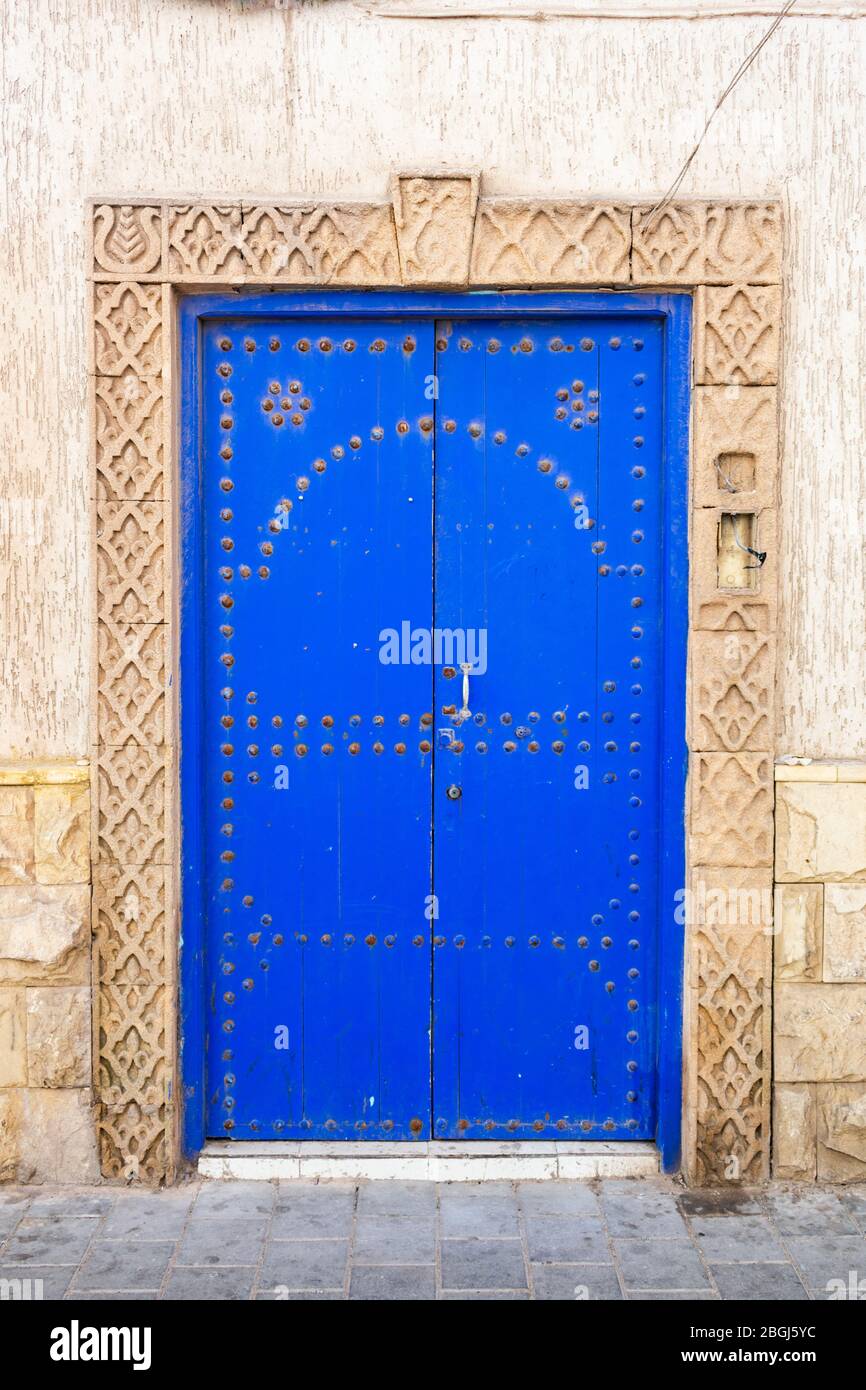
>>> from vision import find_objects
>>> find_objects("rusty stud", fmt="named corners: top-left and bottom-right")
top-left (272, 414), bottom-right (284, 427)
top-left (298, 338), bottom-right (310, 352)
top-left (444, 419), bottom-right (456, 434)
top-left (349, 435), bottom-right (361, 450)
top-left (394, 742), bottom-right (406, 755)
top-left (344, 339), bottom-right (356, 352)
top-left (348, 742), bottom-right (360, 755)
top-left (371, 339), bottom-right (385, 353)
top-left (365, 934), bottom-right (376, 946)
top-left (321, 743), bottom-right (334, 755)
top-left (419, 740), bottom-right (431, 753)
top-left (219, 477), bottom-right (234, 492)
top-left (218, 337), bottom-right (232, 351)
top-left (537, 459), bottom-right (552, 474)
top-left (331, 445), bottom-right (344, 460)
top-left (373, 741), bottom-right (384, 754)
top-left (295, 744), bottom-right (308, 757)
top-left (297, 476), bottom-right (310, 491)
top-left (244, 338), bottom-right (255, 353)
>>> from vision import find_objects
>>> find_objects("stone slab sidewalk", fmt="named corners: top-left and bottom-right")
top-left (1, 1178), bottom-right (865, 1301)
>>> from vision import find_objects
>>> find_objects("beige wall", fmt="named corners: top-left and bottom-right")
top-left (2, 0), bottom-right (866, 761)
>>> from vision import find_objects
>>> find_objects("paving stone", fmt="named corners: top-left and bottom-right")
top-left (767, 1190), bottom-right (858, 1237)
top-left (72, 1291), bottom-right (158, 1301)
top-left (76, 1241), bottom-right (175, 1291)
top-left (0, 1264), bottom-right (73, 1298)
top-left (100, 1191), bottom-right (194, 1241)
top-left (349, 1264), bottom-right (435, 1300)
top-left (0, 1205), bottom-right (26, 1238)
top-left (2, 1217), bottom-right (98, 1264)
top-left (260, 1239), bottom-right (348, 1291)
top-left (271, 1195), bottom-right (354, 1240)
top-left (517, 1182), bottom-right (601, 1219)
top-left (677, 1188), bottom-right (764, 1217)
top-left (440, 1289), bottom-right (531, 1300)
top-left (524, 1217), bottom-right (611, 1264)
top-left (356, 1181), bottom-right (436, 1220)
top-left (163, 1266), bottom-right (256, 1300)
top-left (786, 1234), bottom-right (866, 1290)
top-left (439, 1186), bottom-right (520, 1238)
top-left (838, 1186), bottom-right (866, 1229)
top-left (614, 1238), bottom-right (710, 1291)
top-left (710, 1262), bottom-right (809, 1300)
top-left (690, 1215), bottom-right (787, 1262)
top-left (25, 1193), bottom-right (114, 1218)
top-left (532, 1263), bottom-right (622, 1300)
top-left (256, 1288), bottom-right (345, 1300)
top-left (441, 1238), bottom-right (527, 1290)
top-left (628, 1290), bottom-right (720, 1301)
top-left (353, 1214), bottom-right (435, 1263)
top-left (602, 1186), bottom-right (689, 1238)
top-left (191, 1182), bottom-right (274, 1219)
top-left (177, 1216), bottom-right (267, 1266)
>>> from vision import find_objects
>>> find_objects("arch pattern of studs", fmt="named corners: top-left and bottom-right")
top-left (91, 181), bottom-right (780, 1184)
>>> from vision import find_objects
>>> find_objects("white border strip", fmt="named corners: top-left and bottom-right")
top-left (199, 1141), bottom-right (660, 1182)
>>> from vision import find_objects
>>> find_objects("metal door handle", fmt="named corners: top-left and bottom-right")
top-left (446, 784), bottom-right (462, 801)
top-left (459, 662), bottom-right (472, 720)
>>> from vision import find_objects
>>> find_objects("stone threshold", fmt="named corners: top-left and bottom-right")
top-left (198, 1140), bottom-right (660, 1182)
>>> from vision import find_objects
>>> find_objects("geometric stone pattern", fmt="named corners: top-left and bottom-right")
top-left (772, 770), bottom-right (866, 1182)
top-left (89, 182), bottom-right (783, 1185)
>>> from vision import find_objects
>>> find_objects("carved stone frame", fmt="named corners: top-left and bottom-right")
top-left (89, 177), bottom-right (782, 1184)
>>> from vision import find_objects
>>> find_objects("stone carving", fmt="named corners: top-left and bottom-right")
top-left (96, 746), bottom-right (167, 865)
top-left (94, 864), bottom-right (170, 1182)
top-left (167, 203), bottom-right (399, 282)
top-left (632, 203), bottom-right (704, 283)
top-left (471, 200), bottom-right (630, 284)
top-left (694, 913), bottom-right (771, 1183)
top-left (691, 752), bottom-right (774, 867)
top-left (93, 204), bottom-right (162, 277)
top-left (696, 284), bottom-right (781, 385)
top-left (704, 203), bottom-right (781, 285)
top-left (97, 622), bottom-right (167, 746)
top-left (94, 282), bottom-right (163, 376)
top-left (96, 502), bottom-right (165, 622)
top-left (95, 377), bottom-right (164, 502)
top-left (691, 631), bottom-right (774, 752)
top-left (392, 175), bottom-right (478, 285)
top-left (694, 386), bottom-right (778, 509)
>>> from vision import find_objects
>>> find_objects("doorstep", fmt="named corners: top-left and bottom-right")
top-left (198, 1140), bottom-right (660, 1182)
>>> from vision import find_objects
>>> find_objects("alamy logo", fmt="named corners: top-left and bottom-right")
top-left (379, 621), bottom-right (487, 674)
top-left (49, 1321), bottom-right (152, 1371)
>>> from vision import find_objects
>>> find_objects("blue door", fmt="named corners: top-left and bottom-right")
top-left (197, 308), bottom-right (673, 1144)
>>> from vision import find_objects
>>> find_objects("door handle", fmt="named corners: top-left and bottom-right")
top-left (459, 662), bottom-right (472, 721)
top-left (446, 784), bottom-right (462, 801)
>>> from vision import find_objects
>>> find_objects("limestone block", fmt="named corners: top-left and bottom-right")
top-left (776, 785), bottom-right (866, 882)
top-left (26, 986), bottom-right (91, 1088)
top-left (392, 175), bottom-right (478, 285)
top-left (690, 752), bottom-right (774, 867)
top-left (470, 199), bottom-right (630, 285)
top-left (690, 630), bottom-right (774, 752)
top-left (695, 284), bottom-right (781, 385)
top-left (823, 884), bottom-right (866, 982)
top-left (34, 784), bottom-right (89, 885)
top-left (817, 1083), bottom-right (866, 1182)
top-left (773, 1084), bottom-right (817, 1181)
top-left (774, 884), bottom-right (823, 981)
top-left (693, 386), bottom-right (778, 511)
top-left (0, 1088), bottom-right (99, 1184)
top-left (0, 787), bottom-right (33, 885)
top-left (0, 987), bottom-right (27, 1086)
top-left (775, 983), bottom-right (866, 1082)
top-left (0, 884), bottom-right (90, 985)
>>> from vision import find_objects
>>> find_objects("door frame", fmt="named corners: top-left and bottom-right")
top-left (177, 289), bottom-right (691, 1169)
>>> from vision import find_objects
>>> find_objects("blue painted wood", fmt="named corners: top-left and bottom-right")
top-left (199, 318), bottom-right (435, 1139)
top-left (433, 315), bottom-right (665, 1139)
top-left (179, 291), bottom-right (689, 1165)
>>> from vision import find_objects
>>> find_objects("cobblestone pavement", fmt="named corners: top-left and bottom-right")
top-left (1, 1179), bottom-right (865, 1301)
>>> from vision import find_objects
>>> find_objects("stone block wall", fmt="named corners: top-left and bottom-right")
top-left (0, 764), bottom-right (99, 1182)
top-left (774, 765), bottom-right (866, 1181)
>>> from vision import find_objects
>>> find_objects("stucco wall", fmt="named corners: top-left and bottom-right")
top-left (1, 1), bottom-right (865, 757)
